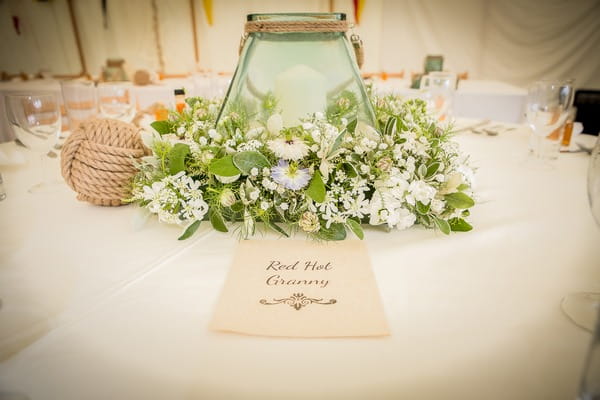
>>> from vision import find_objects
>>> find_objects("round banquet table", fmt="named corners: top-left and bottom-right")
top-left (0, 122), bottom-right (598, 400)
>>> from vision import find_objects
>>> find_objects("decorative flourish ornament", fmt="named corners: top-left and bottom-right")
top-left (260, 293), bottom-right (337, 310)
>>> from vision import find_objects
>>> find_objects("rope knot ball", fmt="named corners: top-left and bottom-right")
top-left (61, 118), bottom-right (150, 206)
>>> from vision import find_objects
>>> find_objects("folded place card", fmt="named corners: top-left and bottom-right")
top-left (209, 240), bottom-right (390, 338)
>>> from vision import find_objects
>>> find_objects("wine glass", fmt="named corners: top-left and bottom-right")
top-left (5, 93), bottom-right (62, 193)
top-left (419, 71), bottom-right (457, 124)
top-left (525, 79), bottom-right (572, 161)
top-left (561, 136), bottom-right (600, 332)
top-left (60, 80), bottom-right (97, 132)
top-left (97, 82), bottom-right (135, 122)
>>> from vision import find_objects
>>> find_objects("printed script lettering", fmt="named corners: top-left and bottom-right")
top-left (265, 260), bottom-right (332, 288)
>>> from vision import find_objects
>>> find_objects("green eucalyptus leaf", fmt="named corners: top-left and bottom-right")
top-left (346, 218), bottom-right (364, 240)
top-left (416, 201), bottom-right (430, 215)
top-left (433, 217), bottom-right (451, 235)
top-left (230, 202), bottom-right (244, 212)
top-left (150, 120), bottom-right (171, 135)
top-left (449, 218), bottom-right (473, 232)
top-left (209, 209), bottom-right (228, 232)
top-left (168, 143), bottom-right (190, 175)
top-left (232, 151), bottom-right (271, 175)
top-left (306, 171), bottom-right (326, 203)
top-left (346, 118), bottom-right (358, 134)
top-left (384, 116), bottom-right (397, 136)
top-left (426, 162), bottom-right (440, 178)
top-left (445, 192), bottom-right (475, 209)
top-left (209, 155), bottom-right (240, 177)
top-left (342, 162), bottom-right (358, 178)
top-left (327, 130), bottom-right (347, 158)
top-left (318, 223), bottom-right (347, 241)
top-left (265, 220), bottom-right (289, 237)
top-left (178, 220), bottom-right (201, 240)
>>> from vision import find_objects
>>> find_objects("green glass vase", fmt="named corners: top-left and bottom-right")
top-left (217, 13), bottom-right (376, 128)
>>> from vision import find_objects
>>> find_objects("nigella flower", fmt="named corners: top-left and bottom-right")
top-left (267, 137), bottom-right (309, 161)
top-left (270, 160), bottom-right (311, 191)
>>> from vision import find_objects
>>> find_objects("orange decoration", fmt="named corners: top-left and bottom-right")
top-left (203, 0), bottom-right (213, 26)
top-left (353, 0), bottom-right (366, 25)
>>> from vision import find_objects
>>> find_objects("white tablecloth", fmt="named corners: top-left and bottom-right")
top-left (373, 79), bottom-right (527, 124)
top-left (0, 77), bottom-right (231, 143)
top-left (0, 124), bottom-right (598, 400)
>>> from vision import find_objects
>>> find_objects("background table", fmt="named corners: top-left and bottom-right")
top-left (0, 78), bottom-right (522, 143)
top-left (0, 123), bottom-right (598, 399)
top-left (0, 76), bottom-right (231, 143)
top-left (372, 79), bottom-right (527, 123)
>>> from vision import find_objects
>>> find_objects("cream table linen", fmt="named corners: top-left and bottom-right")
top-left (373, 79), bottom-right (527, 123)
top-left (0, 124), bottom-right (598, 400)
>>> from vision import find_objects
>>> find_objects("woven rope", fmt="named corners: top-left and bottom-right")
top-left (242, 20), bottom-right (363, 68)
top-left (61, 118), bottom-right (149, 207)
top-left (245, 20), bottom-right (349, 33)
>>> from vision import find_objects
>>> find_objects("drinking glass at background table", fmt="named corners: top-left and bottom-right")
top-left (419, 71), bottom-right (456, 123)
top-left (525, 79), bottom-right (573, 160)
top-left (97, 82), bottom-right (135, 122)
top-left (5, 93), bottom-right (62, 193)
top-left (561, 137), bottom-right (600, 334)
top-left (60, 80), bottom-right (97, 132)
top-left (578, 308), bottom-right (600, 400)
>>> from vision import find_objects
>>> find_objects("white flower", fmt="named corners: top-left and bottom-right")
top-left (268, 137), bottom-right (309, 161)
top-left (219, 188), bottom-right (236, 207)
top-left (208, 129), bottom-right (218, 138)
top-left (267, 114), bottom-right (283, 135)
top-left (240, 181), bottom-right (259, 205)
top-left (431, 198), bottom-right (445, 214)
top-left (343, 193), bottom-right (369, 219)
top-left (299, 211), bottom-right (320, 233)
top-left (280, 202), bottom-right (289, 210)
top-left (314, 112), bottom-right (325, 120)
top-left (140, 130), bottom-right (160, 148)
top-left (246, 127), bottom-right (264, 139)
top-left (270, 160), bottom-right (311, 190)
top-left (176, 126), bottom-right (186, 135)
top-left (439, 172), bottom-right (463, 195)
top-left (408, 180), bottom-right (436, 205)
top-left (389, 207), bottom-right (416, 230)
top-left (250, 167), bottom-right (259, 177)
top-left (260, 201), bottom-right (270, 210)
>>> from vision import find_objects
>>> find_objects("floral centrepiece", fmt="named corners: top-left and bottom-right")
top-left (129, 90), bottom-right (475, 241)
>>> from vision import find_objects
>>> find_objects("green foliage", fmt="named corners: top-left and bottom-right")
top-left (232, 151), bottom-right (271, 175)
top-left (444, 192), bottom-right (475, 209)
top-left (209, 156), bottom-right (240, 177)
top-left (168, 143), bottom-right (190, 175)
top-left (306, 171), bottom-right (326, 203)
top-left (178, 220), bottom-right (201, 240)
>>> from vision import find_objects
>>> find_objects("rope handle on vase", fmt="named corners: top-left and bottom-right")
top-left (238, 20), bottom-right (364, 69)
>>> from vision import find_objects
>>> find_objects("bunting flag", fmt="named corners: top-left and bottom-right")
top-left (353, 0), bottom-right (365, 25)
top-left (202, 0), bottom-right (213, 26)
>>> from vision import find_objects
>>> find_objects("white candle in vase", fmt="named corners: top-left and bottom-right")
top-left (274, 64), bottom-right (327, 127)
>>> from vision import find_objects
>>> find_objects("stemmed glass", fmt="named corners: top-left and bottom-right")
top-left (97, 82), bottom-right (135, 122)
top-left (561, 136), bottom-right (600, 332)
top-left (5, 93), bottom-right (62, 193)
top-left (525, 79), bottom-right (572, 161)
top-left (419, 71), bottom-right (457, 124)
top-left (60, 80), bottom-right (97, 132)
